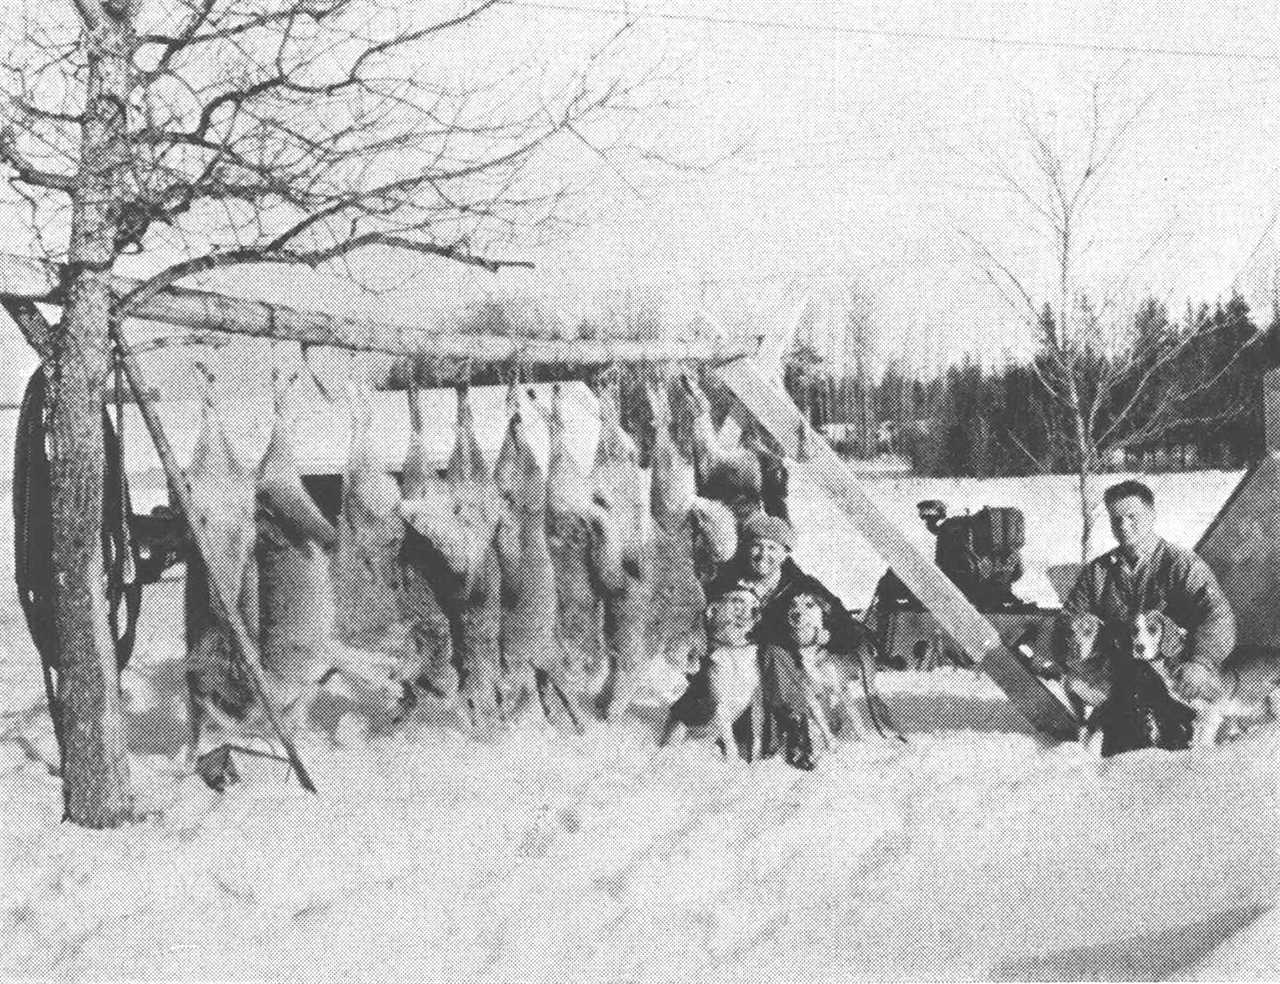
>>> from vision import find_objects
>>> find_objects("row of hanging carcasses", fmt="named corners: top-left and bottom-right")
top-left (183, 365), bottom-right (787, 738)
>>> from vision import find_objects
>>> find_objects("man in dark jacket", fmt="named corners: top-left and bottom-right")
top-left (707, 511), bottom-right (875, 766)
top-left (706, 511), bottom-right (867, 656)
top-left (1063, 479), bottom-right (1236, 702)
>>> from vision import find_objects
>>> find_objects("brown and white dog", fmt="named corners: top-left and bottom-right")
top-left (768, 593), bottom-right (901, 757)
top-left (1126, 611), bottom-right (1280, 746)
top-left (1053, 609), bottom-right (1280, 747)
top-left (1044, 610), bottom-right (1189, 754)
top-left (787, 594), bottom-right (869, 745)
top-left (660, 586), bottom-right (764, 761)
top-left (1051, 611), bottom-right (1117, 734)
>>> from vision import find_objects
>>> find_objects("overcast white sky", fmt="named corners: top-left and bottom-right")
top-left (3, 0), bottom-right (1280, 395)
top-left (503, 0), bottom-right (1280, 366)
top-left (498, 0), bottom-right (1280, 365)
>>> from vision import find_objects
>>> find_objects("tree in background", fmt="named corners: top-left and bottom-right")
top-left (0, 0), bottom-right (642, 828)
top-left (1193, 296), bottom-right (1264, 466)
top-left (996, 359), bottom-right (1056, 473)
top-left (959, 80), bottom-right (1241, 560)
top-left (879, 289), bottom-right (1272, 480)
top-left (915, 359), bottom-right (999, 477)
top-left (1081, 293), bottom-right (1268, 470)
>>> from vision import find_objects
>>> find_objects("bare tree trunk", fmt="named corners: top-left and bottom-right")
top-left (1058, 218), bottom-right (1098, 565)
top-left (53, 2), bottom-right (136, 828)
top-left (1071, 399), bottom-right (1096, 564)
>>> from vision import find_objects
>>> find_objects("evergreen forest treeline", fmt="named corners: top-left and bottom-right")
top-left (786, 294), bottom-right (1280, 477)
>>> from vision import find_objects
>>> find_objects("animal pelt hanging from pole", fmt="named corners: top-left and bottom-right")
top-left (13, 363), bottom-right (145, 733)
top-left (674, 368), bottom-right (791, 523)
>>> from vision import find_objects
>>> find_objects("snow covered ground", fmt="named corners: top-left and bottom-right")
top-left (1, 455), bottom-right (1276, 981)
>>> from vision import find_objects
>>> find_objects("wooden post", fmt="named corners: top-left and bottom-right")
top-left (1196, 368), bottom-right (1280, 649)
top-left (1265, 368), bottom-right (1280, 454)
top-left (112, 322), bottom-right (317, 793)
top-left (714, 358), bottom-right (1080, 742)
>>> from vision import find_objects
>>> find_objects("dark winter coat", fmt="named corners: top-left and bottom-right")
top-left (1064, 538), bottom-right (1236, 669)
top-left (759, 642), bottom-right (812, 719)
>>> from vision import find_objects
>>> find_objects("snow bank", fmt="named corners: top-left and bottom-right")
top-left (1, 469), bottom-right (1273, 980)
top-left (2, 668), bottom-right (1275, 981)
top-left (1174, 903), bottom-right (1280, 982)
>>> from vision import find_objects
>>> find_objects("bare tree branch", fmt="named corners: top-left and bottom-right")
top-left (117, 231), bottom-right (533, 317)
top-left (7, 0), bottom-right (660, 343)
top-left (951, 74), bottom-right (1174, 558)
top-left (1105, 320), bottom-right (1262, 450)
top-left (10, 97), bottom-right (83, 125)
top-left (1004, 427), bottom-right (1055, 476)
top-left (133, 0), bottom-right (221, 84)
top-left (1093, 311), bottom-right (1197, 446)
top-left (72, 0), bottom-right (103, 33)
top-left (0, 123), bottom-right (75, 191)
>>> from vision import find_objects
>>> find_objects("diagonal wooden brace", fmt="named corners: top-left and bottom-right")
top-left (112, 322), bottom-right (318, 793)
top-left (713, 356), bottom-right (1080, 742)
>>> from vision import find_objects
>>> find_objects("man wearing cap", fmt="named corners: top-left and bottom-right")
top-left (706, 510), bottom-right (876, 766)
top-left (706, 511), bottom-right (866, 655)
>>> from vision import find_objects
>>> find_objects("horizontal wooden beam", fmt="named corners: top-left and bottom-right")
top-left (714, 356), bottom-right (1080, 742)
top-left (0, 252), bottom-right (760, 366)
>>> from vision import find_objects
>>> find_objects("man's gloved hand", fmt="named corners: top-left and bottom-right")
top-left (1173, 660), bottom-right (1224, 703)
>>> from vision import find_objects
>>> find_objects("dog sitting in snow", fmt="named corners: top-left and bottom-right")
top-left (1118, 611), bottom-right (1280, 747)
top-left (757, 592), bottom-right (829, 768)
top-left (1051, 610), bottom-right (1280, 752)
top-left (799, 594), bottom-right (900, 741)
top-left (659, 585), bottom-right (764, 761)
top-left (1045, 610), bottom-right (1191, 755)
top-left (1046, 611), bottom-right (1115, 731)
top-left (1046, 611), bottom-right (1170, 742)
top-left (758, 592), bottom-right (900, 768)
top-left (1080, 610), bottom-right (1195, 757)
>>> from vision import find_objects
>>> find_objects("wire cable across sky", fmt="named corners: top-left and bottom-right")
top-left (504, 0), bottom-right (1280, 66)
